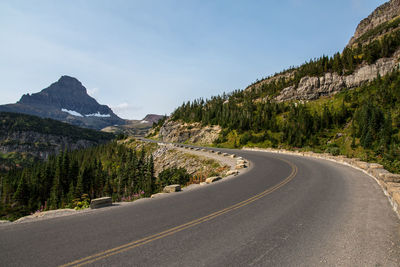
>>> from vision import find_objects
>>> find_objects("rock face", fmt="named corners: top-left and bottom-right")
top-left (348, 0), bottom-right (400, 47)
top-left (151, 144), bottom-right (227, 178)
top-left (276, 55), bottom-right (399, 101)
top-left (158, 120), bottom-right (221, 145)
top-left (0, 76), bottom-right (125, 130)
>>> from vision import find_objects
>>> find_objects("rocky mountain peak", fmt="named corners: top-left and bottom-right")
top-left (348, 0), bottom-right (400, 46)
top-left (1, 76), bottom-right (126, 129)
top-left (55, 75), bottom-right (85, 92)
top-left (17, 75), bottom-right (108, 115)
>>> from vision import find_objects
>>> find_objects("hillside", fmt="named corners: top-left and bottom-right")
top-left (0, 76), bottom-right (126, 130)
top-left (243, 0), bottom-right (400, 102)
top-left (155, 0), bottom-right (400, 173)
top-left (0, 112), bottom-right (114, 170)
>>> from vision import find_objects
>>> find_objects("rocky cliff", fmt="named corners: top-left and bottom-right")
top-left (0, 76), bottom-right (126, 130)
top-left (156, 120), bottom-right (221, 145)
top-left (276, 53), bottom-right (400, 101)
top-left (348, 0), bottom-right (400, 47)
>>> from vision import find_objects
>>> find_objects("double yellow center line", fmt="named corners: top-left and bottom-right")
top-left (61, 158), bottom-right (298, 267)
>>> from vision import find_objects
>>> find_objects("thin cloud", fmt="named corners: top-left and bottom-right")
top-left (110, 102), bottom-right (142, 118)
top-left (87, 87), bottom-right (99, 96)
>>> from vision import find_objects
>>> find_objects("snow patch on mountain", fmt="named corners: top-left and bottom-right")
top-left (85, 112), bottom-right (111, 118)
top-left (61, 108), bottom-right (84, 117)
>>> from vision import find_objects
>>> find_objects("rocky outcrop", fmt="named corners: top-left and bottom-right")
top-left (348, 0), bottom-right (400, 47)
top-left (276, 55), bottom-right (399, 101)
top-left (152, 144), bottom-right (226, 177)
top-left (158, 120), bottom-right (221, 145)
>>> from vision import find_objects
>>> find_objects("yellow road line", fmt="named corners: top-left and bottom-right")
top-left (61, 157), bottom-right (298, 267)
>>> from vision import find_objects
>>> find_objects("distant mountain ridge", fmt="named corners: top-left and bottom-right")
top-left (0, 76), bottom-right (126, 130)
top-left (142, 114), bottom-right (165, 124)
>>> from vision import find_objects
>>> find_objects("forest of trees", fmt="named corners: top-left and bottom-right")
top-left (171, 70), bottom-right (400, 173)
top-left (0, 142), bottom-right (159, 220)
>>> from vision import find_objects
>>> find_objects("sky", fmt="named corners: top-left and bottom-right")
top-left (0, 0), bottom-right (387, 119)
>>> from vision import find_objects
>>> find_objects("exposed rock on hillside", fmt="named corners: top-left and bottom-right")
top-left (152, 145), bottom-right (226, 178)
top-left (276, 54), bottom-right (400, 101)
top-left (118, 138), bottom-right (229, 179)
top-left (158, 120), bottom-right (221, 145)
top-left (348, 0), bottom-right (400, 47)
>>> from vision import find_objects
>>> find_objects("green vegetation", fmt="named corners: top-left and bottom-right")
top-left (158, 167), bottom-right (190, 188)
top-left (171, 70), bottom-right (400, 174)
top-left (0, 112), bottom-right (115, 143)
top-left (0, 141), bottom-right (156, 221)
top-left (248, 29), bottom-right (400, 99)
top-left (0, 152), bottom-right (38, 171)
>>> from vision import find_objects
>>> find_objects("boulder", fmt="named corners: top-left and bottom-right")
top-left (163, 184), bottom-right (181, 193)
top-left (381, 173), bottom-right (400, 183)
top-left (386, 182), bottom-right (400, 197)
top-left (370, 168), bottom-right (390, 179)
top-left (392, 191), bottom-right (400, 214)
top-left (236, 163), bottom-right (246, 169)
top-left (90, 197), bottom-right (112, 209)
top-left (150, 193), bottom-right (166, 198)
top-left (354, 161), bottom-right (370, 170)
top-left (369, 163), bottom-right (384, 169)
top-left (226, 170), bottom-right (239, 176)
top-left (205, 176), bottom-right (222, 184)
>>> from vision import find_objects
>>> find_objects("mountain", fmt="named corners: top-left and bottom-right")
top-left (0, 76), bottom-right (126, 130)
top-left (142, 114), bottom-right (165, 124)
top-left (102, 114), bottom-right (165, 136)
top-left (0, 112), bottom-right (114, 170)
top-left (154, 0), bottom-right (400, 174)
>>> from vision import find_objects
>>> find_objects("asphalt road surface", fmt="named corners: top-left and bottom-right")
top-left (1, 148), bottom-right (399, 266)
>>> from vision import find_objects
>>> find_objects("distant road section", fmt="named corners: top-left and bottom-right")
top-left (1, 148), bottom-right (399, 266)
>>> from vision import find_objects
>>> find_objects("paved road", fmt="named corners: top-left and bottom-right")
top-left (1, 149), bottom-right (399, 266)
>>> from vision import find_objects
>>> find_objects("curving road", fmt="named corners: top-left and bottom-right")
top-left (1, 149), bottom-right (399, 266)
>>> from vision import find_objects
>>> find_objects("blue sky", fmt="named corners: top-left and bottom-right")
top-left (0, 0), bottom-right (387, 119)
